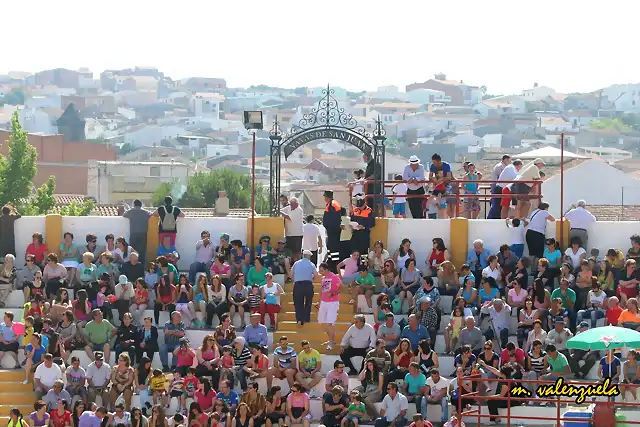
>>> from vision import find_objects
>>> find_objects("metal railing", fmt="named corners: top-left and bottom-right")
top-left (351, 179), bottom-right (542, 218)
top-left (455, 374), bottom-right (637, 427)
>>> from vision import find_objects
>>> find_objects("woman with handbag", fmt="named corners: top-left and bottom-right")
top-left (260, 273), bottom-right (284, 330)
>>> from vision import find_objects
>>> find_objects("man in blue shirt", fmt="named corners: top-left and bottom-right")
top-left (79, 406), bottom-right (107, 427)
top-left (292, 250), bottom-right (319, 325)
top-left (400, 314), bottom-right (429, 352)
top-left (244, 313), bottom-right (268, 346)
top-left (466, 239), bottom-right (492, 286)
top-left (0, 312), bottom-right (20, 369)
top-left (160, 311), bottom-right (186, 371)
top-left (216, 379), bottom-right (239, 414)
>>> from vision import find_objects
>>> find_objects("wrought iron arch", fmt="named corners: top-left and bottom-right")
top-left (268, 85), bottom-right (387, 216)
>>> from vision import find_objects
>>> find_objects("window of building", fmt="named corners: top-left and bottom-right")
top-left (150, 166), bottom-right (161, 177)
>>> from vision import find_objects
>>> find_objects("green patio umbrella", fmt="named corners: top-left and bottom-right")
top-left (567, 325), bottom-right (640, 351)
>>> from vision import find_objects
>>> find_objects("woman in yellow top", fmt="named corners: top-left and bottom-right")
top-left (7, 408), bottom-right (27, 427)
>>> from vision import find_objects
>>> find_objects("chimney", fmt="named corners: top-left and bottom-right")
top-left (311, 148), bottom-right (321, 160)
top-left (534, 83), bottom-right (539, 88)
top-left (216, 191), bottom-right (230, 216)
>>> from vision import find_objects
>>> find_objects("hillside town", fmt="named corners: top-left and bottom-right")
top-left (3, 69), bottom-right (640, 219)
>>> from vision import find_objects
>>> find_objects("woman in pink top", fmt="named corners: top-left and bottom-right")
top-left (285, 382), bottom-right (310, 427)
top-left (337, 251), bottom-right (360, 284)
top-left (43, 252), bottom-right (69, 299)
top-left (318, 263), bottom-right (342, 350)
top-left (210, 255), bottom-right (231, 284)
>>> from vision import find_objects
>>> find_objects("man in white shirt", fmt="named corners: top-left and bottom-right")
top-left (513, 158), bottom-right (545, 218)
top-left (340, 314), bottom-right (377, 375)
top-left (301, 215), bottom-right (323, 265)
top-left (481, 299), bottom-right (511, 349)
top-left (498, 159), bottom-right (523, 218)
top-left (34, 353), bottom-right (63, 399)
top-left (375, 382), bottom-right (409, 427)
top-left (565, 200), bottom-right (596, 251)
top-left (424, 369), bottom-right (450, 424)
top-left (488, 155), bottom-right (511, 219)
top-left (86, 352), bottom-right (112, 409)
top-left (402, 155), bottom-right (426, 219)
top-left (281, 197), bottom-right (304, 261)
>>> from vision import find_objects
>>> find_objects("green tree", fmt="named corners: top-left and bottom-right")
top-left (0, 112), bottom-right (38, 206)
top-left (21, 176), bottom-right (56, 215)
top-left (59, 199), bottom-right (95, 216)
top-left (590, 118), bottom-right (632, 132)
top-left (119, 143), bottom-right (135, 155)
top-left (1, 89), bottom-right (25, 106)
top-left (151, 170), bottom-right (269, 214)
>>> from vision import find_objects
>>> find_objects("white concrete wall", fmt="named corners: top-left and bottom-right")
top-left (468, 219), bottom-right (557, 257)
top-left (14, 216), bottom-right (46, 266)
top-left (387, 219), bottom-right (451, 271)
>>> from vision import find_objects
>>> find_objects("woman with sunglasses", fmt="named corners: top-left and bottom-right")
top-left (285, 383), bottom-right (310, 427)
top-left (195, 334), bottom-right (221, 384)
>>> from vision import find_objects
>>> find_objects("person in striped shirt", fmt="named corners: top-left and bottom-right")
top-left (271, 336), bottom-right (298, 387)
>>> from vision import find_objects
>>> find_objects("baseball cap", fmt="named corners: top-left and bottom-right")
top-left (579, 321), bottom-right (589, 329)
top-left (303, 249), bottom-right (312, 257)
top-left (555, 316), bottom-right (565, 324)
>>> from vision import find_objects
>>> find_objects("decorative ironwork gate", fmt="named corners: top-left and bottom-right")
top-left (268, 85), bottom-right (387, 216)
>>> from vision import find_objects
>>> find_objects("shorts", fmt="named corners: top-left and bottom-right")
top-left (91, 343), bottom-right (107, 351)
top-left (286, 236), bottom-right (303, 255)
top-left (170, 390), bottom-right (184, 398)
top-left (617, 287), bottom-right (638, 299)
top-left (392, 203), bottom-right (406, 216)
top-left (512, 182), bottom-right (531, 199)
top-left (318, 301), bottom-right (340, 324)
top-left (500, 186), bottom-right (513, 208)
top-left (464, 198), bottom-right (480, 212)
top-left (427, 213), bottom-right (437, 219)
top-left (345, 415), bottom-right (361, 421)
top-left (274, 367), bottom-right (297, 379)
top-left (290, 408), bottom-right (312, 420)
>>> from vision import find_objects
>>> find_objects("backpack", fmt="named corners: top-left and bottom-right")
top-left (160, 206), bottom-right (177, 231)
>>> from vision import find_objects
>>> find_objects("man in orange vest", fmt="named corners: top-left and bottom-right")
top-left (322, 190), bottom-right (341, 273)
top-left (351, 193), bottom-right (375, 256)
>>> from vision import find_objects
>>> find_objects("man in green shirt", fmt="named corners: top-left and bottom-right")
top-left (352, 265), bottom-right (376, 312)
top-left (541, 344), bottom-right (571, 380)
top-left (550, 278), bottom-right (576, 329)
top-left (83, 309), bottom-right (116, 363)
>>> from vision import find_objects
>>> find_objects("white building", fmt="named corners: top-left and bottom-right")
top-left (87, 160), bottom-right (190, 204)
top-left (542, 159), bottom-right (640, 217)
top-left (124, 124), bottom-right (188, 147)
top-left (475, 95), bottom-right (526, 116)
top-left (18, 108), bottom-right (57, 134)
top-left (521, 84), bottom-right (557, 101)
top-left (191, 93), bottom-right (224, 118)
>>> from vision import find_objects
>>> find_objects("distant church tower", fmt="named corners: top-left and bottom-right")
top-left (57, 103), bottom-right (86, 142)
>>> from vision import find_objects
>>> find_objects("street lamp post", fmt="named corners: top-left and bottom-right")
top-left (243, 111), bottom-right (264, 247)
top-left (372, 115), bottom-right (387, 217)
top-left (268, 116), bottom-right (282, 216)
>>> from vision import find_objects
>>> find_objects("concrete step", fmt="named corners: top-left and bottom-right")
top-left (278, 321), bottom-right (352, 332)
top-left (280, 293), bottom-right (352, 303)
top-left (278, 311), bottom-right (355, 323)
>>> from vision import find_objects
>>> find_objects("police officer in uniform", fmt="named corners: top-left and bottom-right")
top-left (322, 190), bottom-right (341, 273)
top-left (350, 193), bottom-right (375, 256)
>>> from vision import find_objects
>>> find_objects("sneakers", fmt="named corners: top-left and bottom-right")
top-left (22, 379), bottom-right (28, 385)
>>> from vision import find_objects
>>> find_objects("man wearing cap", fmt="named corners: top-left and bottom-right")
top-left (244, 313), bottom-right (268, 347)
top-left (350, 193), bottom-right (375, 256)
top-left (291, 250), bottom-right (319, 325)
top-left (497, 159), bottom-right (523, 219)
top-left (402, 155), bottom-right (426, 219)
top-left (280, 197), bottom-right (304, 262)
top-left (544, 316), bottom-right (578, 375)
top-left (488, 155), bottom-right (511, 219)
top-left (512, 158), bottom-right (545, 218)
top-left (363, 152), bottom-right (382, 215)
top-left (565, 200), bottom-right (596, 251)
top-left (414, 297), bottom-right (438, 346)
top-left (323, 190), bottom-right (342, 273)
top-left (480, 299), bottom-right (511, 349)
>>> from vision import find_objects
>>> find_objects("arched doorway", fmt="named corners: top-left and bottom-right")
top-left (267, 86), bottom-right (387, 215)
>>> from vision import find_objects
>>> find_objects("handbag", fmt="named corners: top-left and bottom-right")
top-left (266, 294), bottom-right (277, 305)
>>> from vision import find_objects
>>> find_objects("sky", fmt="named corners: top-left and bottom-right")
top-left (3, 0), bottom-right (639, 96)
